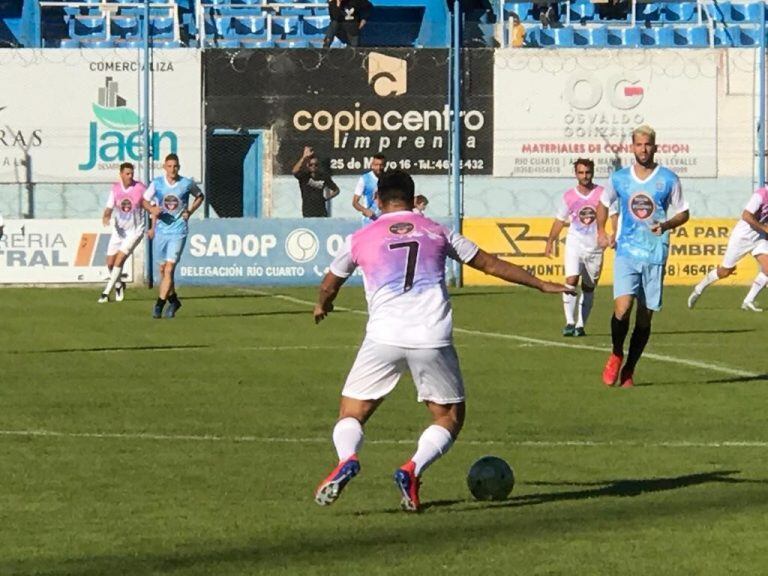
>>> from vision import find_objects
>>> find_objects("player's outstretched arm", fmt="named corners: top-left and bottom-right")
top-left (314, 271), bottom-right (347, 324)
top-left (467, 249), bottom-right (575, 294)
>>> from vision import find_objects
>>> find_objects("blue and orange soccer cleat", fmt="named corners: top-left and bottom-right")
top-left (314, 455), bottom-right (360, 506)
top-left (393, 460), bottom-right (421, 512)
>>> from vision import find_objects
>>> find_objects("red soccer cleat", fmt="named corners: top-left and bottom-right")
top-left (393, 460), bottom-right (421, 512)
top-left (619, 367), bottom-right (634, 388)
top-left (602, 353), bottom-right (624, 387)
top-left (314, 455), bottom-right (360, 506)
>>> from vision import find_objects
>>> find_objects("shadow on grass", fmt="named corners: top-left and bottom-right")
top-left (3, 344), bottom-right (207, 354)
top-left (193, 310), bottom-right (310, 319)
top-left (705, 373), bottom-right (768, 384)
top-left (651, 329), bottom-right (755, 336)
top-left (424, 470), bottom-right (749, 512)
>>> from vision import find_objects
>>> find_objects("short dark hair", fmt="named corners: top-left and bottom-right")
top-left (574, 158), bottom-right (594, 172)
top-left (119, 162), bottom-right (134, 172)
top-left (373, 153), bottom-right (386, 162)
top-left (165, 153), bottom-right (180, 164)
top-left (377, 170), bottom-right (415, 206)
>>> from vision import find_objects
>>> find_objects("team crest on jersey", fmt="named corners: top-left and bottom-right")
top-left (578, 206), bottom-right (597, 226)
top-left (163, 194), bottom-right (180, 212)
top-left (629, 192), bottom-right (655, 220)
top-left (119, 198), bottom-right (133, 213)
top-left (389, 222), bottom-right (414, 235)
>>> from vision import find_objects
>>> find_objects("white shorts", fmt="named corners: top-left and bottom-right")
top-left (721, 229), bottom-right (768, 269)
top-left (342, 339), bottom-right (465, 404)
top-left (564, 243), bottom-right (603, 287)
top-left (107, 229), bottom-right (144, 257)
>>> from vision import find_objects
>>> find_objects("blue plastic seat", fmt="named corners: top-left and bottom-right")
top-left (218, 5), bottom-right (263, 17)
top-left (663, 2), bottom-right (697, 23)
top-left (587, 25), bottom-right (608, 46)
top-left (302, 16), bottom-right (329, 37)
top-left (80, 38), bottom-right (114, 48)
top-left (111, 16), bottom-right (140, 39)
top-left (69, 16), bottom-right (106, 40)
top-left (231, 15), bottom-right (267, 37)
top-left (240, 38), bottom-right (276, 48)
top-left (686, 25), bottom-right (709, 46)
top-left (636, 2), bottom-right (662, 22)
top-left (621, 26), bottom-right (641, 47)
top-left (60, 38), bottom-right (80, 48)
top-left (707, 1), bottom-right (732, 22)
top-left (731, 2), bottom-right (765, 23)
top-left (149, 16), bottom-right (175, 39)
top-left (271, 16), bottom-right (298, 37)
top-left (553, 26), bottom-right (574, 46)
top-left (217, 38), bottom-right (241, 48)
top-left (653, 26), bottom-right (675, 46)
top-left (503, 2), bottom-right (535, 22)
top-left (280, 7), bottom-right (313, 17)
top-left (212, 15), bottom-right (232, 38)
top-left (538, 26), bottom-right (555, 46)
top-left (570, 0), bottom-right (596, 22)
top-left (737, 25), bottom-right (760, 45)
top-left (153, 40), bottom-right (181, 48)
top-left (713, 25), bottom-right (739, 46)
top-left (523, 25), bottom-right (540, 46)
top-left (117, 39), bottom-right (144, 49)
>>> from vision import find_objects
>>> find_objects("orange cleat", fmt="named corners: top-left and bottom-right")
top-left (602, 353), bottom-right (624, 387)
top-left (619, 367), bottom-right (634, 388)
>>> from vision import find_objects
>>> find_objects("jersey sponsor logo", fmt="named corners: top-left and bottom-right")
top-left (119, 198), bottom-right (133, 213)
top-left (629, 193), bottom-right (655, 220)
top-left (578, 206), bottom-right (597, 226)
top-left (389, 222), bottom-right (414, 235)
top-left (163, 194), bottom-right (180, 212)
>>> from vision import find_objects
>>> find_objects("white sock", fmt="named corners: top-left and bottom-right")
top-left (332, 417), bottom-right (363, 461)
top-left (695, 269), bottom-right (719, 294)
top-left (577, 290), bottom-right (594, 328)
top-left (744, 272), bottom-right (768, 303)
top-left (103, 265), bottom-right (123, 295)
top-left (562, 290), bottom-right (577, 325)
top-left (411, 424), bottom-right (454, 477)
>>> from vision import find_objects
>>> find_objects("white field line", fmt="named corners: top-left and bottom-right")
top-left (240, 290), bottom-right (760, 380)
top-left (2, 428), bottom-right (768, 448)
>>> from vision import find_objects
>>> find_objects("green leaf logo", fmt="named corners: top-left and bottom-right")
top-left (92, 104), bottom-right (140, 130)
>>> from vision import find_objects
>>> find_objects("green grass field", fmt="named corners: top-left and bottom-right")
top-left (2, 284), bottom-right (767, 575)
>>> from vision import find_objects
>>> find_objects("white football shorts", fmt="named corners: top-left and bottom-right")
top-left (721, 229), bottom-right (768, 269)
top-left (342, 339), bottom-right (465, 404)
top-left (564, 241), bottom-right (603, 288)
top-left (107, 229), bottom-right (144, 257)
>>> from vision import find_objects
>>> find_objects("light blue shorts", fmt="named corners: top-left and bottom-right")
top-left (154, 233), bottom-right (187, 264)
top-left (613, 256), bottom-right (665, 311)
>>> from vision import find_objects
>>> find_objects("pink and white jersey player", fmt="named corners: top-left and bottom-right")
top-left (330, 210), bottom-right (479, 348)
top-left (313, 170), bottom-right (573, 513)
top-left (555, 184), bottom-right (605, 253)
top-left (689, 187), bottom-right (768, 312)
top-left (106, 179), bottom-right (147, 235)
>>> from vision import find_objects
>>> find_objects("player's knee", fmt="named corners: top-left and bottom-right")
top-left (717, 266), bottom-right (734, 279)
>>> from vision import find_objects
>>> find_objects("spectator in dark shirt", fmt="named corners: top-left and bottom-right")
top-left (292, 147), bottom-right (340, 218)
top-left (323, 0), bottom-right (373, 48)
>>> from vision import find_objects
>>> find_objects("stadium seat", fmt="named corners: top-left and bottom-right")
top-left (635, 2), bottom-right (662, 23)
top-left (271, 16), bottom-right (298, 38)
top-left (713, 25), bottom-right (739, 46)
top-left (231, 15), bottom-right (267, 37)
top-left (587, 25), bottom-right (608, 46)
top-left (641, 26), bottom-right (674, 47)
top-left (685, 25), bottom-right (709, 47)
top-left (280, 6), bottom-right (313, 17)
top-left (59, 38), bottom-right (80, 48)
top-left (218, 5), bottom-right (264, 17)
top-left (111, 16), bottom-right (140, 40)
top-left (729, 2), bottom-right (756, 22)
top-left (663, 2), bottom-right (697, 23)
top-left (553, 26), bottom-right (574, 47)
top-left (149, 16), bottom-right (175, 40)
top-left (606, 26), bottom-right (640, 47)
top-left (503, 2), bottom-right (535, 22)
top-left (569, 0), bottom-right (596, 23)
top-left (707, 1), bottom-right (732, 23)
top-left (523, 25), bottom-right (540, 46)
top-left (154, 39), bottom-right (181, 48)
top-left (217, 38), bottom-right (241, 48)
top-left (737, 25), bottom-right (761, 45)
top-left (80, 38), bottom-right (115, 48)
top-left (302, 16), bottom-right (330, 37)
top-left (212, 15), bottom-right (232, 38)
top-left (69, 15), bottom-right (106, 40)
top-left (240, 38), bottom-right (276, 48)
top-left (117, 39), bottom-right (144, 49)
top-left (538, 26), bottom-right (555, 46)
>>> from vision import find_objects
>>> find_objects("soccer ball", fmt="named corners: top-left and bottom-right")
top-left (467, 456), bottom-right (515, 501)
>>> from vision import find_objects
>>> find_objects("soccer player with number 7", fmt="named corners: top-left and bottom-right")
top-left (312, 169), bottom-right (573, 512)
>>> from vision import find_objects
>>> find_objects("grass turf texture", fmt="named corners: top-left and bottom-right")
top-left (1, 285), bottom-right (767, 575)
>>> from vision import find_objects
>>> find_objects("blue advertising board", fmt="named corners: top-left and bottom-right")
top-left (169, 218), bottom-right (365, 286)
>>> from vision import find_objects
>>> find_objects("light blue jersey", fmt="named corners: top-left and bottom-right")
top-left (354, 170), bottom-right (380, 224)
top-left (144, 176), bottom-right (202, 236)
top-left (601, 165), bottom-right (687, 265)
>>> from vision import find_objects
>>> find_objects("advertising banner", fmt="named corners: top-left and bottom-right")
top-left (463, 217), bottom-right (757, 286)
top-left (493, 50), bottom-right (717, 178)
top-left (174, 218), bottom-right (365, 286)
top-left (204, 48), bottom-right (493, 175)
top-left (0, 219), bottom-right (134, 283)
top-left (0, 49), bottom-right (201, 183)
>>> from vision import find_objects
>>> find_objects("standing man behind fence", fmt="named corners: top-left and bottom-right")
top-left (323, 0), bottom-right (373, 48)
top-left (293, 146), bottom-right (341, 218)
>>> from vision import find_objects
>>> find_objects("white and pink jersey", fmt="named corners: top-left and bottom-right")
top-left (733, 187), bottom-right (768, 240)
top-left (555, 185), bottom-right (605, 251)
top-left (330, 210), bottom-right (479, 348)
top-left (106, 180), bottom-right (147, 233)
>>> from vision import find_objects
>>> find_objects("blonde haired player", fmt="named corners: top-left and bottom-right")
top-left (546, 158), bottom-right (617, 336)
top-left (98, 163), bottom-right (147, 303)
top-left (688, 185), bottom-right (768, 312)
